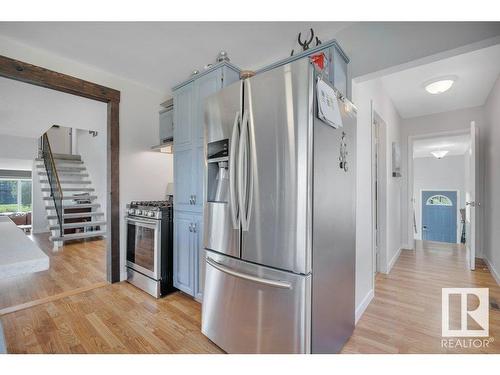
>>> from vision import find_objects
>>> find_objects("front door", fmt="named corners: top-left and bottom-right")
top-left (421, 190), bottom-right (457, 243)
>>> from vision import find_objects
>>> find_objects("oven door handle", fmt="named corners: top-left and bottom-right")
top-left (126, 217), bottom-right (160, 229)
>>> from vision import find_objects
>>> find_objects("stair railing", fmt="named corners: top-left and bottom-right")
top-left (41, 133), bottom-right (63, 235)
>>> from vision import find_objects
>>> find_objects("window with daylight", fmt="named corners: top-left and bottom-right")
top-left (426, 194), bottom-right (452, 206)
top-left (0, 179), bottom-right (32, 213)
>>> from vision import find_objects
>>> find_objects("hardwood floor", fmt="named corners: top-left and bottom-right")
top-left (1, 283), bottom-right (222, 353)
top-left (1, 238), bottom-right (499, 353)
top-left (0, 233), bottom-right (106, 313)
top-left (342, 241), bottom-right (500, 353)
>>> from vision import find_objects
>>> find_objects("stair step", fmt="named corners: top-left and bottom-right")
top-left (46, 203), bottom-right (100, 210)
top-left (47, 212), bottom-right (105, 220)
top-left (52, 153), bottom-right (82, 161)
top-left (36, 158), bottom-right (84, 164)
top-left (37, 165), bottom-right (86, 172)
top-left (49, 221), bottom-right (107, 230)
top-left (43, 195), bottom-right (97, 201)
top-left (41, 187), bottom-right (95, 192)
top-left (39, 172), bottom-right (89, 178)
top-left (40, 180), bottom-right (91, 184)
top-left (50, 230), bottom-right (106, 242)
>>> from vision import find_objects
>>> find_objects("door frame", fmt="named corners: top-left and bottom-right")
top-left (406, 128), bottom-right (469, 251)
top-left (419, 189), bottom-right (460, 244)
top-left (0, 54), bottom-right (121, 283)
top-left (371, 107), bottom-right (387, 276)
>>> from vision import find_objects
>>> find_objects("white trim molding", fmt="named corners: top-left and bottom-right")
top-left (355, 289), bottom-right (374, 324)
top-left (387, 247), bottom-right (403, 273)
top-left (484, 257), bottom-right (500, 286)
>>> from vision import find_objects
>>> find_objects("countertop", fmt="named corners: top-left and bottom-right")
top-left (0, 216), bottom-right (49, 280)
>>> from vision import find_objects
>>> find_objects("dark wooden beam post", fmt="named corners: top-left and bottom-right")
top-left (0, 54), bottom-right (121, 283)
top-left (107, 100), bottom-right (120, 282)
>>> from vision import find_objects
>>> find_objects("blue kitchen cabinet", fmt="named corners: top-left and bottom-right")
top-left (193, 214), bottom-right (204, 302)
top-left (159, 107), bottom-right (173, 143)
top-left (172, 62), bottom-right (240, 297)
top-left (173, 147), bottom-right (192, 209)
top-left (172, 211), bottom-right (203, 299)
top-left (173, 83), bottom-right (193, 150)
top-left (173, 211), bottom-right (195, 295)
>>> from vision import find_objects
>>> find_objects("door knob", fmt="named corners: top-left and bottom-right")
top-left (466, 201), bottom-right (476, 207)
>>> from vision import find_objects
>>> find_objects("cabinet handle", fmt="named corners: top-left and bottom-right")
top-left (192, 195), bottom-right (196, 205)
top-left (193, 223), bottom-right (197, 233)
top-left (189, 223), bottom-right (193, 232)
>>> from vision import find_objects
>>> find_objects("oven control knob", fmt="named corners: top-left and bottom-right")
top-left (128, 208), bottom-right (135, 215)
top-left (135, 210), bottom-right (142, 216)
top-left (148, 211), bottom-right (155, 218)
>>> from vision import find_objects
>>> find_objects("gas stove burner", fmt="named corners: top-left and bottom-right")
top-left (127, 200), bottom-right (173, 220)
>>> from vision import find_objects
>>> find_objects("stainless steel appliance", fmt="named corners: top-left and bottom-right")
top-left (202, 58), bottom-right (357, 353)
top-left (126, 200), bottom-right (175, 298)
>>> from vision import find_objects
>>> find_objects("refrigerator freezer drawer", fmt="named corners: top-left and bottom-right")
top-left (201, 251), bottom-right (311, 353)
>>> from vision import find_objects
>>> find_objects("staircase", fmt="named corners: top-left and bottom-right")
top-left (36, 152), bottom-right (106, 245)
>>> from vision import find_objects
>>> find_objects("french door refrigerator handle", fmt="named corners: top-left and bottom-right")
top-left (206, 257), bottom-right (292, 289)
top-left (245, 81), bottom-right (255, 231)
top-left (229, 111), bottom-right (241, 229)
top-left (238, 109), bottom-right (249, 231)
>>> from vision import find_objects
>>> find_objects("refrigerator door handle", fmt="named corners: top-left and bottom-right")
top-left (206, 257), bottom-right (292, 289)
top-left (245, 81), bottom-right (255, 230)
top-left (229, 111), bottom-right (240, 229)
top-left (238, 109), bottom-right (249, 231)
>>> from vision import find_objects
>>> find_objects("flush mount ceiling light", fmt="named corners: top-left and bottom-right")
top-left (424, 76), bottom-right (457, 95)
top-left (431, 150), bottom-right (449, 159)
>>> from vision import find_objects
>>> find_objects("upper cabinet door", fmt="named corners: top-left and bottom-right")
top-left (193, 70), bottom-right (223, 145)
top-left (174, 147), bottom-right (193, 210)
top-left (159, 109), bottom-right (173, 143)
top-left (173, 83), bottom-right (194, 149)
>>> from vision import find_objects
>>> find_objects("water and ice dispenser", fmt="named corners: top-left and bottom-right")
top-left (207, 139), bottom-right (229, 204)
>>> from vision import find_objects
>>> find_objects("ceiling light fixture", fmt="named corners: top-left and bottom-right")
top-left (431, 150), bottom-right (449, 159)
top-left (424, 76), bottom-right (457, 95)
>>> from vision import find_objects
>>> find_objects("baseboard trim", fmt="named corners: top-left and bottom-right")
top-left (387, 247), bottom-right (402, 273)
top-left (355, 289), bottom-right (374, 324)
top-left (484, 257), bottom-right (500, 286)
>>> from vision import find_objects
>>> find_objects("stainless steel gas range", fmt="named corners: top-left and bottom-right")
top-left (125, 200), bottom-right (175, 298)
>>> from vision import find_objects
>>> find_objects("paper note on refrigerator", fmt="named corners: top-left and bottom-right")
top-left (317, 78), bottom-right (342, 129)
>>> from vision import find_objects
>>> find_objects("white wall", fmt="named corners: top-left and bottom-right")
top-left (0, 134), bottom-right (37, 161)
top-left (483, 75), bottom-right (500, 284)
top-left (413, 155), bottom-right (466, 242)
top-left (400, 106), bottom-right (486, 255)
top-left (352, 78), bottom-right (403, 320)
top-left (0, 35), bottom-right (173, 280)
top-left (47, 126), bottom-right (71, 154)
top-left (0, 76), bottom-right (108, 138)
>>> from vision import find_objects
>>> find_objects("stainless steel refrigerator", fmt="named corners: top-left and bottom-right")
top-left (202, 57), bottom-right (356, 354)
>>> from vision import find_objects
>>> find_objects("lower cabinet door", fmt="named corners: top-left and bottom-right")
top-left (173, 211), bottom-right (194, 296)
top-left (201, 250), bottom-right (312, 353)
top-left (193, 214), bottom-right (204, 301)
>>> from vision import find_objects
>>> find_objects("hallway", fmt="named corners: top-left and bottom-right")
top-left (342, 241), bottom-right (500, 353)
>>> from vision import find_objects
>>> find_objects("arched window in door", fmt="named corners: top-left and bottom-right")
top-left (426, 194), bottom-right (453, 206)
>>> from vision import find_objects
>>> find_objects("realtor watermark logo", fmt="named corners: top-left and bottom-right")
top-left (441, 288), bottom-right (494, 349)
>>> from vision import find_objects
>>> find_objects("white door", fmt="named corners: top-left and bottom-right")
top-left (465, 121), bottom-right (477, 270)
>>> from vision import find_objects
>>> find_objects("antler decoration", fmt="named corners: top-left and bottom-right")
top-left (291, 28), bottom-right (323, 56)
top-left (298, 28), bottom-right (315, 51)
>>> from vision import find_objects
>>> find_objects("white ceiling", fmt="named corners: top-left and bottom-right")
top-left (1, 22), bottom-right (499, 97)
top-left (0, 22), bottom-right (352, 94)
top-left (413, 134), bottom-right (470, 159)
top-left (0, 77), bottom-right (107, 138)
top-left (380, 44), bottom-right (500, 118)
